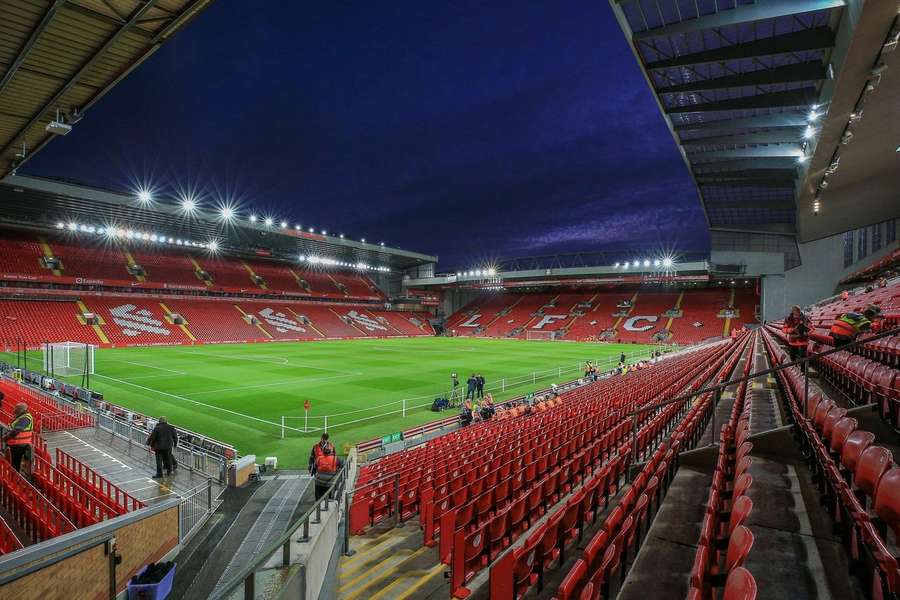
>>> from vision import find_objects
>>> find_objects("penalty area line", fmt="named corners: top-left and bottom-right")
top-left (92, 373), bottom-right (304, 433)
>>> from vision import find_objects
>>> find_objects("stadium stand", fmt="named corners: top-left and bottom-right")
top-left (0, 233), bottom-right (48, 277)
top-left (447, 287), bottom-right (759, 344)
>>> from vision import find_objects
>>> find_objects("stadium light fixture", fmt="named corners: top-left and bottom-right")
top-left (220, 206), bottom-right (235, 221)
top-left (180, 197), bottom-right (196, 213)
top-left (309, 227), bottom-right (315, 233)
top-left (642, 259), bottom-right (650, 267)
top-left (322, 230), bottom-right (327, 235)
top-left (653, 259), bottom-right (661, 267)
top-left (487, 268), bottom-right (496, 276)
top-left (137, 190), bottom-right (152, 204)
top-left (294, 224), bottom-right (301, 230)
top-left (622, 262), bottom-right (628, 270)
top-left (339, 233), bottom-right (344, 239)
top-left (662, 257), bottom-right (673, 268)
top-left (264, 217), bottom-right (274, 227)
top-left (56, 222), bottom-right (64, 229)
top-left (380, 242), bottom-right (385, 246)
top-left (249, 214), bottom-right (258, 223)
top-left (807, 110), bottom-right (820, 122)
top-left (613, 262), bottom-right (619, 268)
top-left (207, 240), bottom-right (219, 252)
top-left (67, 222), bottom-right (77, 231)
top-left (280, 221), bottom-right (287, 229)
top-left (456, 272), bottom-right (462, 277)
top-left (797, 154), bottom-right (809, 164)
top-left (803, 126), bottom-right (816, 140)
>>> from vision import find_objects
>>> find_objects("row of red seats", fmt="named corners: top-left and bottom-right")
top-left (353, 343), bottom-right (729, 537)
top-left (0, 380), bottom-right (95, 432)
top-left (0, 456), bottom-right (76, 544)
top-left (761, 329), bottom-right (900, 599)
top-left (438, 342), bottom-right (733, 587)
top-left (0, 515), bottom-right (23, 555)
top-left (55, 448), bottom-right (145, 514)
top-left (31, 455), bottom-right (120, 527)
top-left (545, 333), bottom-right (753, 600)
top-left (689, 334), bottom-right (758, 600)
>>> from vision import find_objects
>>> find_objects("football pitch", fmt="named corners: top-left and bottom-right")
top-left (3, 338), bottom-right (657, 467)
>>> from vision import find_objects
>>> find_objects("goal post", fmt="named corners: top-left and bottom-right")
top-left (525, 330), bottom-right (555, 341)
top-left (43, 342), bottom-right (96, 377)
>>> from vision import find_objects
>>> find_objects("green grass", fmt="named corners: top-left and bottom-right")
top-left (2, 338), bottom-right (657, 467)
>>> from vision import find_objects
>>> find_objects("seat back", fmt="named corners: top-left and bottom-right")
top-left (723, 567), bottom-right (757, 600)
top-left (830, 417), bottom-right (858, 454)
top-left (855, 446), bottom-right (893, 498)
top-left (841, 430), bottom-right (876, 472)
top-left (874, 467), bottom-right (900, 540)
top-left (725, 525), bottom-right (754, 571)
top-left (728, 495), bottom-right (754, 534)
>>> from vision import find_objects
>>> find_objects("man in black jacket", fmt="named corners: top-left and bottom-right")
top-left (147, 416), bottom-right (178, 479)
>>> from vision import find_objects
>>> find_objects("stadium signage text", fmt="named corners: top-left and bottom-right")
top-left (532, 315), bottom-right (567, 329)
top-left (622, 315), bottom-right (658, 332)
top-left (459, 314), bottom-right (482, 327)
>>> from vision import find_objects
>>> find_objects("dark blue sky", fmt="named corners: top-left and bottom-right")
top-left (25, 1), bottom-right (708, 269)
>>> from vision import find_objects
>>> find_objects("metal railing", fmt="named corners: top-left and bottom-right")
top-left (210, 456), bottom-right (353, 600)
top-left (624, 325), bottom-right (900, 470)
top-left (179, 478), bottom-right (215, 543)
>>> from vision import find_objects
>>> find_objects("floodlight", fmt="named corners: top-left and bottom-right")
top-left (309, 227), bottom-right (315, 233)
top-left (456, 272), bottom-right (462, 277)
top-left (264, 217), bottom-right (274, 226)
top-left (339, 233), bottom-right (344, 239)
top-left (807, 110), bottom-right (820, 122)
top-left (643, 259), bottom-right (650, 267)
top-left (280, 221), bottom-right (287, 228)
top-left (295, 224), bottom-right (301, 230)
top-left (487, 268), bottom-right (496, 276)
top-left (150, 234), bottom-right (158, 242)
top-left (797, 155), bottom-right (809, 164)
top-left (141, 233), bottom-right (149, 240)
top-left (67, 222), bottom-right (77, 231)
top-left (56, 222), bottom-right (64, 229)
top-left (137, 190), bottom-right (152, 204)
top-left (208, 240), bottom-right (219, 252)
top-left (181, 197), bottom-right (196, 213)
top-left (220, 206), bottom-right (235, 221)
top-left (249, 214), bottom-right (258, 223)
top-left (614, 262), bottom-right (619, 268)
top-left (322, 230), bottom-right (327, 235)
top-left (632, 260), bottom-right (639, 267)
top-left (803, 126), bottom-right (816, 140)
top-left (380, 242), bottom-right (385, 246)
top-left (361, 238), bottom-right (366, 243)
top-left (662, 258), bottom-right (673, 268)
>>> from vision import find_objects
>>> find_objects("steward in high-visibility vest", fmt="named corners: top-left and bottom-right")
top-left (314, 446), bottom-right (343, 501)
top-left (3, 403), bottom-right (33, 472)
top-left (830, 304), bottom-right (881, 347)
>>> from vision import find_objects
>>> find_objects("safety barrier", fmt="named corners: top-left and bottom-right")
top-left (31, 455), bottom-right (120, 526)
top-left (0, 456), bottom-right (76, 543)
top-left (0, 516), bottom-right (22, 555)
top-left (55, 448), bottom-right (145, 514)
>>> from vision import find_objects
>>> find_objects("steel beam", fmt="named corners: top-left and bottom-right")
top-left (683, 129), bottom-right (804, 147)
top-left (0, 0), bottom-right (66, 97)
top-left (667, 88), bottom-right (816, 113)
top-left (688, 145), bottom-right (803, 161)
top-left (704, 198), bottom-right (797, 210)
top-left (0, 1), bottom-right (159, 166)
top-left (632, 0), bottom-right (847, 41)
top-left (658, 62), bottom-right (826, 94)
top-left (697, 177), bottom-right (796, 188)
top-left (673, 113), bottom-right (808, 133)
top-left (693, 158), bottom-right (801, 173)
top-left (645, 27), bottom-right (836, 70)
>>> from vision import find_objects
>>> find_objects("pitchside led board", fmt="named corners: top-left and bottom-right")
top-left (381, 432), bottom-right (403, 445)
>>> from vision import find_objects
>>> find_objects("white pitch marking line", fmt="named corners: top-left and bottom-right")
top-left (91, 374), bottom-right (304, 433)
top-left (117, 374), bottom-right (186, 381)
top-left (104, 359), bottom-right (186, 375)
top-left (181, 373), bottom-right (359, 397)
top-left (172, 349), bottom-right (353, 374)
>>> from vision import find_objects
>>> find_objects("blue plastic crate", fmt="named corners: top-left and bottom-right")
top-left (127, 563), bottom-right (176, 600)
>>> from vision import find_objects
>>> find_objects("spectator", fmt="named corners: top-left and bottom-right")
top-left (314, 443), bottom-right (343, 501)
top-left (480, 394), bottom-right (495, 420)
top-left (460, 400), bottom-right (474, 427)
top-left (308, 433), bottom-right (334, 476)
top-left (466, 374), bottom-right (477, 401)
top-left (620, 352), bottom-right (626, 365)
top-left (476, 373), bottom-right (486, 399)
top-left (2, 402), bottom-right (32, 472)
top-left (782, 305), bottom-right (810, 362)
top-left (147, 416), bottom-right (178, 479)
top-left (830, 304), bottom-right (881, 347)
top-left (840, 290), bottom-right (850, 301)
top-left (584, 361), bottom-right (593, 378)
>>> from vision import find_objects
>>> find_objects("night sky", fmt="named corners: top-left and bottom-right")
top-left (24, 1), bottom-right (708, 270)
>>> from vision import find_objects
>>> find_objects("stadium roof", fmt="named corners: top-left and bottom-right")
top-left (0, 0), bottom-right (216, 179)
top-left (609, 0), bottom-right (900, 241)
top-left (0, 174), bottom-right (438, 271)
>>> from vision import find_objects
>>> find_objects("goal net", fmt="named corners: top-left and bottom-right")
top-left (525, 330), bottom-right (555, 341)
top-left (43, 342), bottom-right (96, 376)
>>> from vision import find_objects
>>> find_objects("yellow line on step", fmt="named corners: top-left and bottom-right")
top-left (339, 546), bottom-right (430, 599)
top-left (377, 563), bottom-right (445, 600)
top-left (339, 535), bottom-right (401, 572)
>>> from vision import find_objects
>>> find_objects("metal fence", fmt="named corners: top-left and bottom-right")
top-left (179, 478), bottom-right (215, 543)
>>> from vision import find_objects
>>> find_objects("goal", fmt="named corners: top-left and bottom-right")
top-left (525, 330), bottom-right (555, 341)
top-left (43, 342), bottom-right (96, 376)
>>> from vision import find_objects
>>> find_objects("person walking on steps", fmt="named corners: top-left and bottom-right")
top-left (466, 374), bottom-right (477, 401)
top-left (308, 432), bottom-right (334, 476)
top-left (147, 416), bottom-right (178, 479)
top-left (2, 402), bottom-right (33, 472)
top-left (314, 443), bottom-right (343, 501)
top-left (783, 305), bottom-right (810, 363)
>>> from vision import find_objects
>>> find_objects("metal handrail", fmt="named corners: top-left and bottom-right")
top-left (210, 455), bottom-right (353, 600)
top-left (626, 325), bottom-right (900, 418)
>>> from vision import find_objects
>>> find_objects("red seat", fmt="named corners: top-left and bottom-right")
top-left (725, 525), bottom-right (754, 571)
top-left (822, 407), bottom-right (848, 442)
top-left (539, 511), bottom-right (563, 569)
top-left (723, 566), bottom-right (757, 600)
top-left (874, 467), bottom-right (900, 540)
top-left (855, 446), bottom-right (893, 500)
top-left (556, 559), bottom-right (587, 600)
top-left (829, 417), bottom-right (858, 455)
top-left (731, 474), bottom-right (753, 503)
top-left (488, 508), bottom-right (510, 560)
top-left (728, 496), bottom-right (753, 535)
top-left (842, 431), bottom-right (877, 472)
top-left (513, 528), bottom-right (542, 598)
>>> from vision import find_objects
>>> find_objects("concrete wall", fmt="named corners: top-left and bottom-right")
top-left (713, 238), bottom-right (898, 321)
top-left (439, 287), bottom-right (483, 320)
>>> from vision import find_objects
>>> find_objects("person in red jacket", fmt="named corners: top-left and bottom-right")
top-left (783, 305), bottom-right (810, 362)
